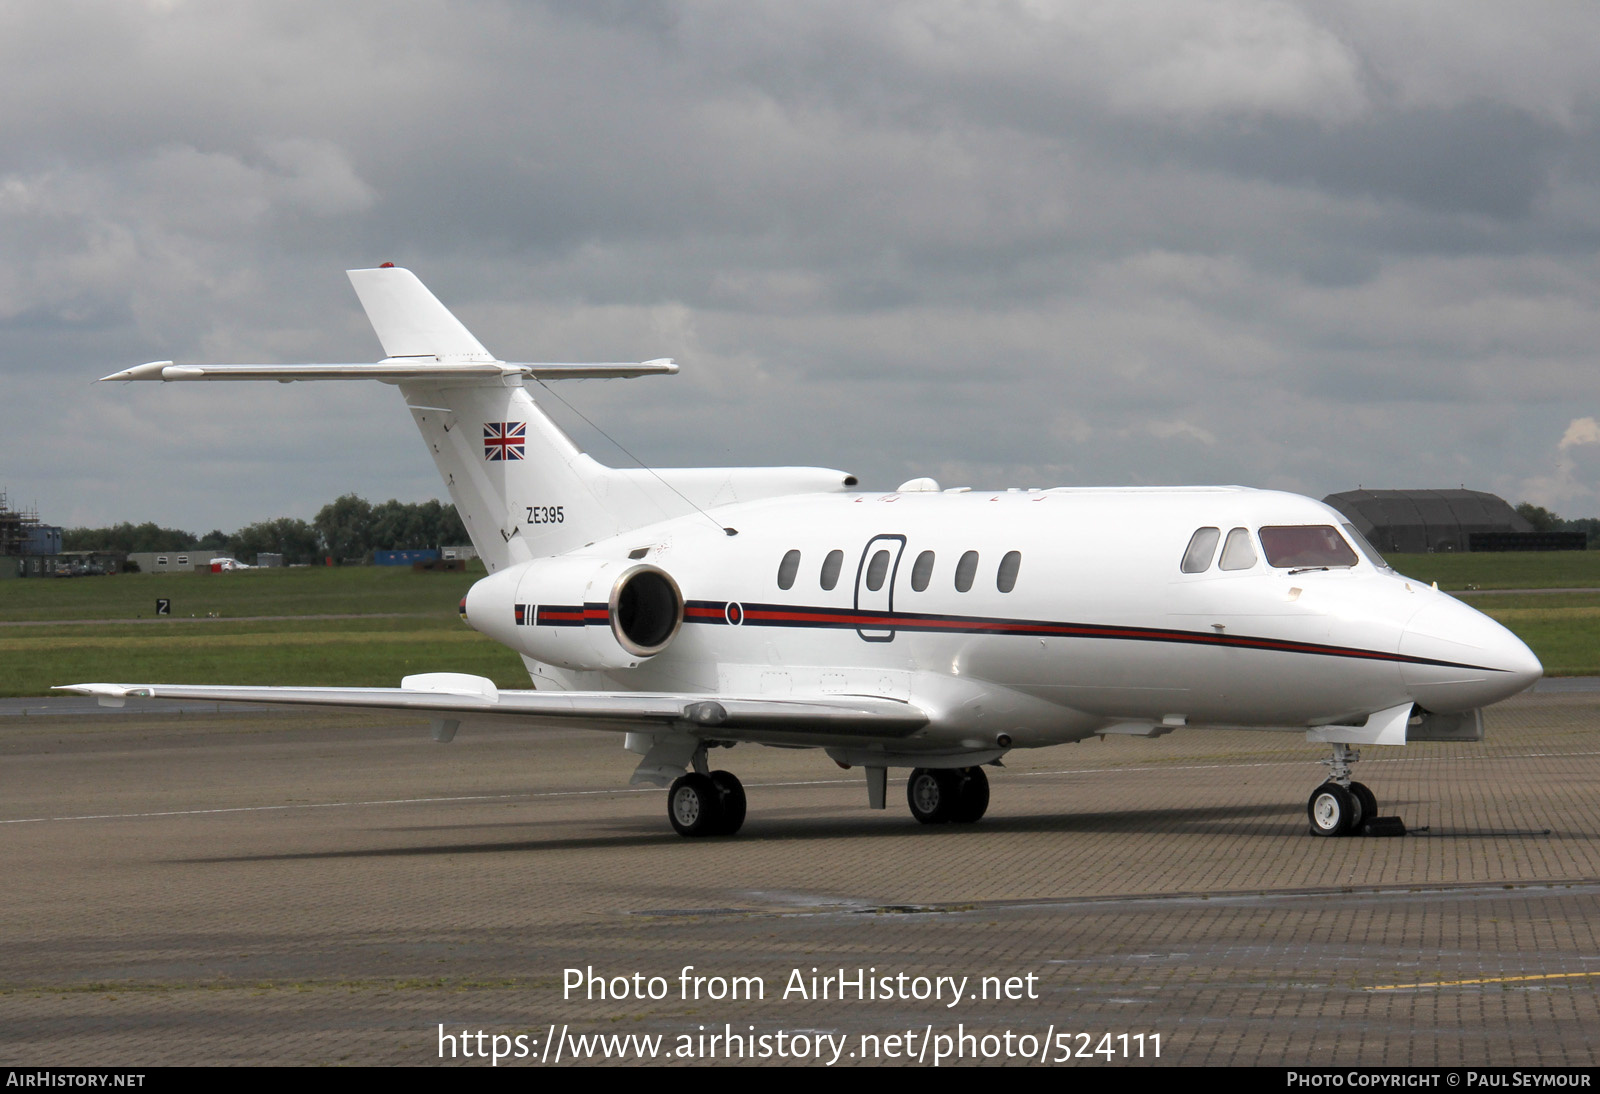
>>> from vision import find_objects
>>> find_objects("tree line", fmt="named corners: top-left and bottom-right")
top-left (1515, 503), bottom-right (1600, 546)
top-left (62, 495), bottom-right (469, 565)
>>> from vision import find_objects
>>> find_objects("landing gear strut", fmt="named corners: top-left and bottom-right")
top-left (907, 766), bottom-right (990, 825)
top-left (1306, 743), bottom-right (1378, 837)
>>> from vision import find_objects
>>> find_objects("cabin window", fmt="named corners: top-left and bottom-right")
top-left (1181, 527), bottom-right (1220, 573)
top-left (1218, 527), bottom-right (1257, 571)
top-left (997, 550), bottom-right (1022, 592)
top-left (910, 550), bottom-right (935, 591)
top-left (777, 549), bottom-right (801, 590)
top-left (1259, 526), bottom-right (1359, 569)
top-left (954, 550), bottom-right (979, 592)
top-left (865, 549), bottom-right (891, 591)
top-left (820, 549), bottom-right (844, 590)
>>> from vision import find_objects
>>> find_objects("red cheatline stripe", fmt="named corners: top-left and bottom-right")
top-left (680, 600), bottom-right (1489, 671)
top-left (747, 606), bottom-right (1401, 659)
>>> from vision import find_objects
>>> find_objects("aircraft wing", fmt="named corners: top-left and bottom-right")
top-left (53, 675), bottom-right (928, 741)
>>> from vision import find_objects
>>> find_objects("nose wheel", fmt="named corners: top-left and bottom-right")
top-left (1307, 743), bottom-right (1381, 837)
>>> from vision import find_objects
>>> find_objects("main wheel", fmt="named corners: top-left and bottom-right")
top-left (1349, 781), bottom-right (1377, 829)
top-left (949, 767), bottom-right (990, 824)
top-left (907, 768), bottom-right (957, 824)
top-left (1307, 782), bottom-right (1355, 837)
top-left (668, 773), bottom-right (724, 837)
top-left (709, 770), bottom-right (746, 836)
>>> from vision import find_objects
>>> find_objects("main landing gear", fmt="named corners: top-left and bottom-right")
top-left (667, 769), bottom-right (746, 837)
top-left (660, 748), bottom-right (995, 836)
top-left (1306, 743), bottom-right (1380, 837)
top-left (906, 766), bottom-right (990, 824)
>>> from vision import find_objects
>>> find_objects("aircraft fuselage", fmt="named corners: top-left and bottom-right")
top-left (465, 485), bottom-right (1540, 757)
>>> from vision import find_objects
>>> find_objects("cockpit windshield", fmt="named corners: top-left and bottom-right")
top-left (1258, 525), bottom-right (1358, 569)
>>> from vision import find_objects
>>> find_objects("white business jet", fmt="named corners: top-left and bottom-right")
top-left (62, 267), bottom-right (1542, 838)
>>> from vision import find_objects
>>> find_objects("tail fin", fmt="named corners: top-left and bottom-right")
top-left (103, 267), bottom-right (854, 572)
top-left (347, 267), bottom-right (495, 362)
top-left (347, 268), bottom-right (653, 571)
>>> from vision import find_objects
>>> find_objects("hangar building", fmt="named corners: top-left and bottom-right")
top-left (1322, 489), bottom-right (1532, 554)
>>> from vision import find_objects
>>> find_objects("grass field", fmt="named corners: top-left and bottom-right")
top-left (0, 564), bottom-right (486, 622)
top-left (1, 552), bottom-right (1596, 696)
top-left (1385, 550), bottom-right (1600, 590)
top-left (0, 565), bottom-right (529, 697)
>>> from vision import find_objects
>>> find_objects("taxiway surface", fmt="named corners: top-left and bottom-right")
top-left (2, 689), bottom-right (1598, 1066)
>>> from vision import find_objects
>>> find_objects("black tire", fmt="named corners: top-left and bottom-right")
top-left (1307, 782), bottom-right (1355, 837)
top-left (949, 766), bottom-right (990, 824)
top-left (709, 770), bottom-right (746, 836)
top-left (667, 773), bottom-right (724, 837)
top-left (1349, 781), bottom-right (1377, 831)
top-left (907, 768), bottom-right (957, 824)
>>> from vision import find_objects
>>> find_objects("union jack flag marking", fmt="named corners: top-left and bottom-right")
top-left (484, 422), bottom-right (526, 461)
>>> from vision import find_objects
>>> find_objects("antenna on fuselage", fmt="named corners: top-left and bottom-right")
top-left (532, 377), bottom-right (736, 536)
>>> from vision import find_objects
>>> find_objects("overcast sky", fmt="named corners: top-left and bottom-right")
top-left (4, 0), bottom-right (1599, 533)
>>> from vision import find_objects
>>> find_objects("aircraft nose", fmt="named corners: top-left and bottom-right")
top-left (1398, 598), bottom-right (1542, 712)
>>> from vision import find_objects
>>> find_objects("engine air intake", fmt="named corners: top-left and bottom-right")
top-left (612, 566), bottom-right (683, 656)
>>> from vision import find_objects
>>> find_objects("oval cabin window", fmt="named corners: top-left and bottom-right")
top-left (954, 550), bottom-right (979, 592)
top-left (820, 549), bottom-right (844, 590)
top-left (997, 551), bottom-right (1021, 593)
top-left (865, 549), bottom-right (891, 592)
top-left (777, 549), bottom-right (801, 590)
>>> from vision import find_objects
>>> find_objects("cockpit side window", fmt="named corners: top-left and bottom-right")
top-left (1218, 527), bottom-right (1257, 571)
top-left (1181, 527), bottom-right (1221, 573)
top-left (1259, 526), bottom-right (1358, 569)
top-left (1341, 523), bottom-right (1391, 571)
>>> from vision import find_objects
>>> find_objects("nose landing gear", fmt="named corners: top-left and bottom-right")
top-left (1307, 743), bottom-right (1383, 837)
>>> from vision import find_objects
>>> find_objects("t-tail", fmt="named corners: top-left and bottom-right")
top-left (103, 267), bottom-right (856, 570)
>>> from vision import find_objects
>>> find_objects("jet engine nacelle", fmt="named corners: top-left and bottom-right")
top-left (463, 556), bottom-right (684, 671)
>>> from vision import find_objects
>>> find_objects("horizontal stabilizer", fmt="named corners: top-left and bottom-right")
top-left (101, 359), bottom-right (677, 383)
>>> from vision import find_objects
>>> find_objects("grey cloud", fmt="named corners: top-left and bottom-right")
top-left (5, 1), bottom-right (1600, 530)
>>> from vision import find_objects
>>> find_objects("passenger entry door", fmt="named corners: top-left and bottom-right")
top-left (854, 534), bottom-right (906, 641)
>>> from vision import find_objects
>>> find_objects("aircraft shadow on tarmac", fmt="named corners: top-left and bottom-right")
top-left (165, 799), bottom-right (1560, 865)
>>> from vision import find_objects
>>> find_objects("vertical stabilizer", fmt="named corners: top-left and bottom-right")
top-left (102, 266), bottom-right (857, 576)
top-left (345, 268), bottom-right (621, 571)
top-left (347, 268), bottom-right (495, 362)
